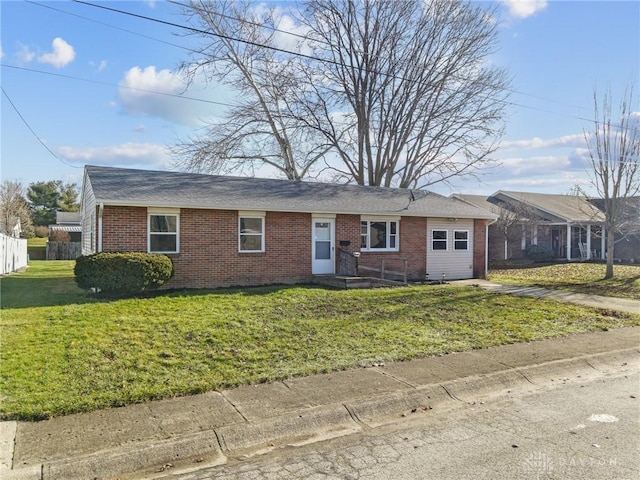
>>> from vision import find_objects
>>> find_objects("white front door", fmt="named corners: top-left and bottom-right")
top-left (312, 218), bottom-right (335, 274)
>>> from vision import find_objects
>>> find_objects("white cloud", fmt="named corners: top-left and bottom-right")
top-left (273, 10), bottom-right (312, 53)
top-left (501, 0), bottom-right (548, 19)
top-left (89, 59), bottom-right (108, 72)
top-left (117, 65), bottom-right (227, 126)
top-left (120, 66), bottom-right (185, 96)
top-left (500, 133), bottom-right (586, 150)
top-left (492, 173), bottom-right (590, 191)
top-left (498, 155), bottom-right (572, 176)
top-left (0, 44), bottom-right (4, 59)
top-left (57, 142), bottom-right (171, 168)
top-left (16, 43), bottom-right (36, 64)
top-left (38, 37), bottom-right (75, 68)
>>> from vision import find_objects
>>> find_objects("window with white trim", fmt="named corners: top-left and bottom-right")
top-left (431, 230), bottom-right (447, 251)
top-left (360, 219), bottom-right (399, 251)
top-left (149, 212), bottom-right (179, 253)
top-left (454, 230), bottom-right (469, 250)
top-left (239, 215), bottom-right (265, 252)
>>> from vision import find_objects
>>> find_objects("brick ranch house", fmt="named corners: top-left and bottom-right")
top-left (80, 165), bottom-right (497, 289)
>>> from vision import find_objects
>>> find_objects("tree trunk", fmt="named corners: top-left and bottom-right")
top-left (605, 228), bottom-right (615, 279)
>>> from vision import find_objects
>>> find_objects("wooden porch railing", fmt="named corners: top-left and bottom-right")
top-left (338, 248), bottom-right (358, 276)
top-left (358, 257), bottom-right (408, 284)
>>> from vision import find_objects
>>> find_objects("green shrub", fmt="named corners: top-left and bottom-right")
top-left (526, 245), bottom-right (555, 263)
top-left (74, 252), bottom-right (173, 294)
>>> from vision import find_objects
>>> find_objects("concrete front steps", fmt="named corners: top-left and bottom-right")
top-left (312, 275), bottom-right (406, 289)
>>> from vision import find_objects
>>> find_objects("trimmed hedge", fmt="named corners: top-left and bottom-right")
top-left (74, 252), bottom-right (174, 294)
top-left (526, 244), bottom-right (555, 263)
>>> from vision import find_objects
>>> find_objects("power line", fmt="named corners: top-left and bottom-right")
top-left (25, 0), bottom-right (192, 53)
top-left (1, 87), bottom-right (83, 169)
top-left (1, 64), bottom-right (238, 110)
top-left (14, 0), bottom-right (640, 135)
top-left (71, 0), bottom-right (335, 67)
top-left (167, 0), bottom-right (314, 45)
top-left (70, 0), bottom-right (635, 131)
top-left (76, 0), bottom-right (597, 114)
top-left (167, 0), bottom-right (591, 113)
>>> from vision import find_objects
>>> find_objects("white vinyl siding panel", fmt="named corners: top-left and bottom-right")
top-left (427, 219), bottom-right (474, 280)
top-left (81, 176), bottom-right (96, 255)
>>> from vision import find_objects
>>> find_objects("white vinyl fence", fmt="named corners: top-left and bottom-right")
top-left (1, 233), bottom-right (28, 275)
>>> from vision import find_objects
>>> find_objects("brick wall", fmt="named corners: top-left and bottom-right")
top-left (100, 206), bottom-right (313, 289)
top-left (102, 206), bottom-right (147, 252)
top-left (99, 206), bottom-right (485, 288)
top-left (473, 219), bottom-right (488, 278)
top-left (336, 215), bottom-right (427, 281)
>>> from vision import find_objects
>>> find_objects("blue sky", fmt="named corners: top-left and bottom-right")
top-left (1, 0), bottom-right (638, 197)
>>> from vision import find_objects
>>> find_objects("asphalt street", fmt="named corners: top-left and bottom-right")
top-left (152, 368), bottom-right (640, 480)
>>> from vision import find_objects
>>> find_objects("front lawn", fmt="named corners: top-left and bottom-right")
top-left (1, 261), bottom-right (638, 420)
top-left (489, 263), bottom-right (640, 300)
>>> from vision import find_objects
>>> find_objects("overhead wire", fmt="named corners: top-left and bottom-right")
top-left (67, 0), bottom-right (639, 133)
top-left (167, 0), bottom-right (314, 45)
top-left (1, 87), bottom-right (83, 169)
top-left (74, 0), bottom-right (600, 113)
top-left (166, 0), bottom-right (592, 113)
top-left (9, 0), bottom-right (640, 139)
top-left (1, 64), bottom-right (239, 110)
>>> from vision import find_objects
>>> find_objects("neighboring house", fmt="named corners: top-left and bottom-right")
top-left (49, 211), bottom-right (82, 242)
top-left (0, 217), bottom-right (22, 238)
top-left (591, 197), bottom-right (640, 263)
top-left (456, 191), bottom-right (608, 262)
top-left (80, 165), bottom-right (497, 289)
top-left (0, 216), bottom-right (26, 274)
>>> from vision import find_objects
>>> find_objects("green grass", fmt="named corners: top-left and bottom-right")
top-left (27, 237), bottom-right (47, 260)
top-left (1, 261), bottom-right (638, 421)
top-left (489, 263), bottom-right (640, 300)
top-left (0, 260), bottom-right (87, 308)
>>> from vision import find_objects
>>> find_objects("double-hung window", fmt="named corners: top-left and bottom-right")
top-left (454, 230), bottom-right (469, 250)
top-left (360, 218), bottom-right (399, 251)
top-left (148, 209), bottom-right (179, 253)
top-left (239, 212), bottom-right (265, 252)
top-left (431, 230), bottom-right (447, 251)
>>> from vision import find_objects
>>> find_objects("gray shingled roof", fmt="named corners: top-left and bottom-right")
top-left (85, 165), bottom-right (496, 219)
top-left (453, 194), bottom-right (503, 216)
top-left (496, 191), bottom-right (605, 223)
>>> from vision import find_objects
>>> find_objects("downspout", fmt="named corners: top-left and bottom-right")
top-left (98, 203), bottom-right (104, 253)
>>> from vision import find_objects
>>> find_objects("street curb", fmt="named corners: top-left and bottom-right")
top-left (0, 421), bottom-right (17, 470)
top-left (216, 403), bottom-right (361, 454)
top-left (43, 431), bottom-right (224, 480)
top-left (4, 348), bottom-right (639, 480)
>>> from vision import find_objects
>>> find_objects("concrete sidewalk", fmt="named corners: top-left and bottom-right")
top-left (1, 327), bottom-right (639, 480)
top-left (451, 279), bottom-right (640, 314)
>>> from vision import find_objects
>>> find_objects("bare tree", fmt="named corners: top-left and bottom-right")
top-left (172, 0), bottom-right (508, 188)
top-left (173, 0), bottom-right (329, 180)
top-left (0, 180), bottom-right (33, 238)
top-left (584, 85), bottom-right (640, 278)
top-left (492, 199), bottom-right (541, 260)
top-left (299, 0), bottom-right (509, 187)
